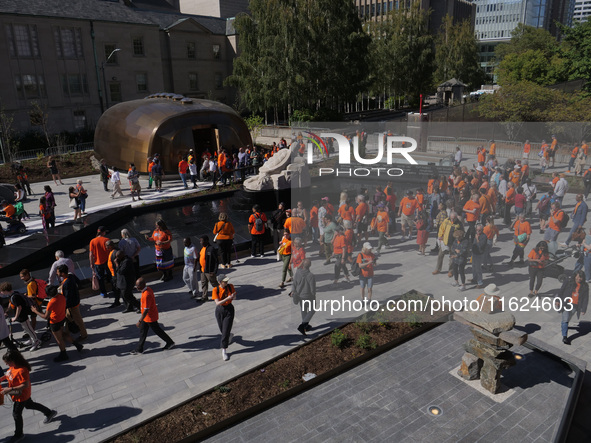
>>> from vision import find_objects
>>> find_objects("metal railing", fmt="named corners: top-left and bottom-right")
top-left (8, 142), bottom-right (94, 163)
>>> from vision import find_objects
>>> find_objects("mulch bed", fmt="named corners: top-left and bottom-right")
top-left (111, 308), bottom-right (442, 443)
top-left (0, 152), bottom-right (96, 184)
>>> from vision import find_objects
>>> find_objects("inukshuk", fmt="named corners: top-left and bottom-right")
top-left (454, 305), bottom-right (528, 394)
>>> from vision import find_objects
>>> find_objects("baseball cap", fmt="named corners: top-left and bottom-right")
top-left (217, 274), bottom-right (230, 283)
top-left (97, 226), bottom-right (107, 233)
top-left (362, 242), bottom-right (373, 251)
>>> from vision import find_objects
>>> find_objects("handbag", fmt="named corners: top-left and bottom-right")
top-left (277, 242), bottom-right (287, 255)
top-left (91, 274), bottom-right (99, 291)
top-left (69, 198), bottom-right (78, 209)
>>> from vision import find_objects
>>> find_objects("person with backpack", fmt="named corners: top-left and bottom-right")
top-left (0, 282), bottom-right (41, 351)
top-left (18, 270), bottom-right (46, 331)
top-left (563, 194), bottom-right (588, 247)
top-left (432, 212), bottom-right (463, 276)
top-left (57, 265), bottom-right (87, 342)
top-left (198, 235), bottom-right (219, 302)
top-left (248, 205), bottom-right (267, 257)
top-left (290, 259), bottom-right (316, 336)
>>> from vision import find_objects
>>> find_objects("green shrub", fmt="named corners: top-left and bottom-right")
top-left (331, 329), bottom-right (349, 349)
top-left (356, 333), bottom-right (377, 350)
top-left (405, 311), bottom-right (423, 328)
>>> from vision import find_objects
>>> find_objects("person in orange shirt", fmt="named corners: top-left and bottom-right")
top-left (478, 188), bottom-right (491, 223)
top-left (504, 182), bottom-right (516, 225)
top-left (355, 195), bottom-right (369, 243)
top-left (508, 213), bottom-right (532, 265)
top-left (489, 140), bottom-right (496, 157)
top-left (0, 350), bottom-right (57, 441)
top-left (477, 146), bottom-right (486, 164)
top-left (212, 274), bottom-right (237, 360)
top-left (416, 189), bottom-right (425, 211)
top-left (213, 213), bottom-right (235, 269)
top-left (528, 241), bottom-right (549, 297)
top-left (463, 193), bottom-right (481, 244)
top-left (427, 176), bottom-right (436, 195)
top-left (89, 226), bottom-right (111, 297)
top-left (356, 242), bottom-right (376, 301)
top-left (249, 204), bottom-right (268, 257)
top-left (520, 161), bottom-right (530, 184)
top-left (483, 216), bottom-right (499, 271)
top-left (398, 190), bottom-right (419, 240)
top-left (509, 165), bottom-right (521, 186)
top-left (568, 145), bottom-right (579, 173)
top-left (557, 270), bottom-right (588, 345)
top-left (487, 185), bottom-right (498, 214)
top-left (332, 226), bottom-right (350, 284)
top-left (549, 135), bottom-right (558, 168)
top-left (278, 228), bottom-right (292, 289)
top-left (0, 201), bottom-right (16, 219)
top-left (337, 200), bottom-right (355, 223)
top-left (178, 155), bottom-right (189, 189)
top-left (284, 210), bottom-right (306, 241)
top-left (545, 201), bottom-right (566, 244)
top-left (146, 219), bottom-right (174, 282)
top-left (31, 285), bottom-right (82, 362)
top-left (343, 220), bottom-right (355, 263)
top-left (131, 277), bottom-right (175, 354)
top-left (522, 140), bottom-right (531, 159)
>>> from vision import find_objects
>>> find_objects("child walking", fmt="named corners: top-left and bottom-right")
top-left (0, 350), bottom-right (57, 442)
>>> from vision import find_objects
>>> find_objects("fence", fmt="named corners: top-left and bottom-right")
top-left (7, 142), bottom-right (95, 163)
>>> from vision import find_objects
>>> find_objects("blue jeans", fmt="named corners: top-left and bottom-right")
top-left (562, 309), bottom-right (574, 337)
top-left (179, 173), bottom-right (188, 188)
top-left (472, 253), bottom-right (484, 285)
top-left (565, 223), bottom-right (583, 245)
top-left (93, 263), bottom-right (109, 295)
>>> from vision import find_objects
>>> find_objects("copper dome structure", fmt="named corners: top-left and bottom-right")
top-left (94, 95), bottom-right (252, 173)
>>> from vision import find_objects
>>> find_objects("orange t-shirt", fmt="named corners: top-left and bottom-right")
top-left (483, 225), bottom-right (499, 240)
top-left (284, 216), bottom-right (305, 235)
top-left (356, 252), bottom-right (374, 277)
top-left (249, 212), bottom-right (267, 235)
top-left (345, 229), bottom-right (354, 253)
top-left (213, 221), bottom-right (235, 240)
top-left (212, 284), bottom-right (235, 307)
top-left (332, 234), bottom-right (346, 255)
top-left (463, 200), bottom-right (481, 222)
top-left (479, 195), bottom-right (491, 215)
top-left (376, 210), bottom-right (389, 232)
top-left (338, 205), bottom-right (355, 221)
top-left (107, 249), bottom-right (116, 276)
top-left (399, 197), bottom-right (418, 216)
top-left (6, 367), bottom-right (31, 402)
top-left (509, 171), bottom-right (521, 186)
top-left (89, 236), bottom-right (110, 265)
top-left (549, 210), bottom-right (565, 231)
top-left (46, 293), bottom-right (66, 324)
top-left (583, 144), bottom-right (589, 156)
top-left (523, 143), bottom-right (531, 154)
top-left (513, 220), bottom-right (532, 236)
top-left (199, 247), bottom-right (206, 271)
top-left (3, 205), bottom-right (15, 218)
top-left (528, 249), bottom-right (548, 269)
top-left (279, 236), bottom-right (292, 255)
top-left (572, 283), bottom-right (581, 305)
top-left (477, 149), bottom-right (486, 163)
top-left (427, 179), bottom-right (435, 194)
top-left (178, 160), bottom-right (189, 174)
top-left (141, 287), bottom-right (159, 322)
top-left (355, 202), bottom-right (368, 220)
top-left (148, 229), bottom-right (172, 251)
top-left (489, 143), bottom-right (496, 156)
top-left (505, 188), bottom-right (516, 204)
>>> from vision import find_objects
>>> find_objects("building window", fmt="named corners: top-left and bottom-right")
top-left (6, 24), bottom-right (40, 58)
top-left (136, 73), bottom-right (148, 92)
top-left (54, 27), bottom-right (83, 59)
top-left (188, 73), bottom-right (198, 90)
top-left (104, 44), bottom-right (119, 64)
top-left (14, 74), bottom-right (46, 99)
top-left (133, 36), bottom-right (144, 56)
top-left (213, 44), bottom-right (220, 59)
top-left (187, 42), bottom-right (196, 59)
top-left (61, 74), bottom-right (89, 95)
top-left (73, 110), bottom-right (86, 129)
top-left (109, 83), bottom-right (122, 102)
top-left (214, 72), bottom-right (223, 89)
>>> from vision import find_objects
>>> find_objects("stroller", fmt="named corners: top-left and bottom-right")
top-left (544, 245), bottom-right (578, 284)
top-left (0, 216), bottom-right (26, 235)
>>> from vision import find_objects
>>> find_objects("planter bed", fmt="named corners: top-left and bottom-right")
top-left (110, 294), bottom-right (451, 443)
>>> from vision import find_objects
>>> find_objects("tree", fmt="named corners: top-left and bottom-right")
top-left (434, 15), bottom-right (486, 90)
top-left (0, 107), bottom-right (19, 162)
top-left (495, 24), bottom-right (558, 61)
top-left (560, 20), bottom-right (591, 92)
top-left (496, 50), bottom-right (568, 86)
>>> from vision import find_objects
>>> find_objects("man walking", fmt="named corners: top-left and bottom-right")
top-left (248, 205), bottom-right (267, 257)
top-left (89, 226), bottom-right (111, 298)
top-left (471, 224), bottom-right (487, 289)
top-left (199, 235), bottom-right (219, 302)
top-left (115, 251), bottom-right (141, 313)
top-left (183, 237), bottom-right (199, 299)
top-left (564, 194), bottom-right (588, 247)
top-left (110, 167), bottom-right (124, 199)
top-left (48, 251), bottom-right (75, 286)
top-left (57, 265), bottom-right (87, 342)
top-left (131, 277), bottom-right (175, 354)
top-left (291, 258), bottom-right (316, 336)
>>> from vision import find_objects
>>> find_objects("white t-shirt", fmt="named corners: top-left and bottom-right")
top-left (184, 245), bottom-right (197, 267)
top-left (189, 163), bottom-right (198, 176)
top-left (110, 171), bottom-right (121, 184)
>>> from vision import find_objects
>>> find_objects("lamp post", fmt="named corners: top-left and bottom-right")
top-left (101, 48), bottom-right (121, 110)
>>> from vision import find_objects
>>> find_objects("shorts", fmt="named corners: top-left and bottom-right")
top-left (50, 319), bottom-right (65, 332)
top-left (540, 213), bottom-right (549, 221)
top-left (400, 213), bottom-right (413, 229)
top-left (357, 221), bottom-right (368, 233)
top-left (359, 276), bottom-right (373, 288)
top-left (544, 228), bottom-right (560, 242)
top-left (131, 182), bottom-right (141, 192)
top-left (548, 150), bottom-right (556, 158)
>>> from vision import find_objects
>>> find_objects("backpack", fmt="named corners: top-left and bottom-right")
top-left (537, 196), bottom-right (551, 213)
top-left (350, 253), bottom-right (361, 277)
top-left (559, 210), bottom-right (570, 229)
top-left (32, 278), bottom-right (47, 299)
top-left (584, 171), bottom-right (591, 185)
top-left (254, 213), bottom-right (264, 232)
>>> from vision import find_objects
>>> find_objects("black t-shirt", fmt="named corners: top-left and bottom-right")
top-left (10, 291), bottom-right (31, 322)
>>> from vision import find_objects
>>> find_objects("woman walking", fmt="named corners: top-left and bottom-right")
top-left (528, 241), bottom-right (549, 297)
top-left (212, 275), bottom-right (236, 361)
top-left (146, 219), bottom-right (174, 281)
top-left (46, 156), bottom-right (63, 185)
top-left (213, 213), bottom-right (235, 269)
top-left (557, 270), bottom-right (588, 345)
top-left (0, 350), bottom-right (57, 442)
top-left (43, 186), bottom-right (56, 228)
top-left (75, 180), bottom-right (88, 214)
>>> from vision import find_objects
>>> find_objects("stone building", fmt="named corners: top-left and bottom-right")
top-left (0, 0), bottom-right (237, 135)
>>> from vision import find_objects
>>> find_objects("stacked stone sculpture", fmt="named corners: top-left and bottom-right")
top-left (454, 309), bottom-right (528, 394)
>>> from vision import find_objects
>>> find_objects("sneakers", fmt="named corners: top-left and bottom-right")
top-left (30, 340), bottom-right (42, 351)
top-left (451, 282), bottom-right (459, 287)
top-left (286, 277), bottom-right (292, 283)
top-left (130, 349), bottom-right (143, 355)
top-left (163, 342), bottom-right (175, 351)
top-left (458, 285), bottom-right (467, 292)
top-left (74, 342), bottom-right (84, 353)
top-left (222, 349), bottom-right (229, 361)
top-left (562, 336), bottom-right (570, 345)
top-left (100, 293), bottom-right (107, 298)
top-left (297, 324), bottom-right (307, 336)
top-left (43, 410), bottom-right (57, 424)
top-left (108, 302), bottom-right (122, 309)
